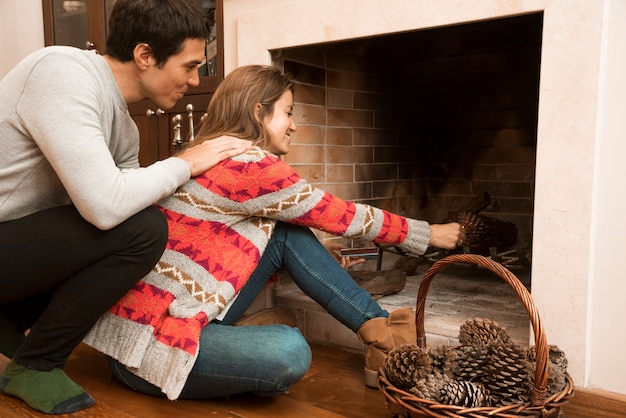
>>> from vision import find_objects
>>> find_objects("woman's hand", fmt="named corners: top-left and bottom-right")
top-left (177, 136), bottom-right (251, 177)
top-left (429, 222), bottom-right (466, 250)
top-left (324, 242), bottom-right (366, 270)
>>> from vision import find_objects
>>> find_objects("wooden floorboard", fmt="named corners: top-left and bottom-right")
top-left (2, 343), bottom-right (624, 417)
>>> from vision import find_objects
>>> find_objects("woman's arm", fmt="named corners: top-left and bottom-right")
top-left (207, 150), bottom-right (463, 255)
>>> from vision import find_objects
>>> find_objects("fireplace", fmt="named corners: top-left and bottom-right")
top-left (275, 12), bottom-right (541, 263)
top-left (224, 0), bottom-right (626, 394)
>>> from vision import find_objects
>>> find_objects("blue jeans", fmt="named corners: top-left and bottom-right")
top-left (108, 222), bottom-right (388, 399)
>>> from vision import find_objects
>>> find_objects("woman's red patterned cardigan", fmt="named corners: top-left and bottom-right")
top-left (83, 147), bottom-right (431, 399)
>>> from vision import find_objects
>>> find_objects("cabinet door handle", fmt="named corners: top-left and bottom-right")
top-left (85, 41), bottom-right (96, 50)
top-left (186, 104), bottom-right (195, 142)
top-left (146, 108), bottom-right (165, 117)
top-left (172, 114), bottom-right (183, 149)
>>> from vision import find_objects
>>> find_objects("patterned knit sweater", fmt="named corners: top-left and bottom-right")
top-left (83, 147), bottom-right (431, 399)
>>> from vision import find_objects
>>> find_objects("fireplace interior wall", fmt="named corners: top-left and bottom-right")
top-left (273, 13), bottom-right (542, 258)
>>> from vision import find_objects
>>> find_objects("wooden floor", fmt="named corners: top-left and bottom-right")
top-left (1, 343), bottom-right (389, 418)
top-left (1, 342), bottom-right (624, 417)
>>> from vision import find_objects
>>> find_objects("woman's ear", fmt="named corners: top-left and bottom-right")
top-left (134, 43), bottom-right (153, 70)
top-left (253, 103), bottom-right (263, 123)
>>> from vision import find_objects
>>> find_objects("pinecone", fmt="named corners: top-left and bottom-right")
top-left (527, 344), bottom-right (568, 396)
top-left (409, 373), bottom-right (448, 401)
top-left (448, 211), bottom-right (519, 251)
top-left (439, 380), bottom-right (490, 407)
top-left (483, 341), bottom-right (532, 406)
top-left (427, 345), bottom-right (460, 379)
top-left (452, 344), bottom-right (491, 382)
top-left (459, 318), bottom-right (512, 348)
top-left (450, 211), bottom-right (486, 244)
top-left (383, 344), bottom-right (432, 390)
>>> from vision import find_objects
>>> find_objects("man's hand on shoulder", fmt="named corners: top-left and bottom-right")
top-left (177, 136), bottom-right (251, 177)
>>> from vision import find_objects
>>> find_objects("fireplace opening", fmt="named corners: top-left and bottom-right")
top-left (271, 12), bottom-right (543, 346)
top-left (272, 12), bottom-right (542, 270)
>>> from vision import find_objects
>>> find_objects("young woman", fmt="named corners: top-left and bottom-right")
top-left (84, 65), bottom-right (464, 400)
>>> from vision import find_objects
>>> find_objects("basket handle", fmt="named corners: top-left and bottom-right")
top-left (415, 253), bottom-right (549, 407)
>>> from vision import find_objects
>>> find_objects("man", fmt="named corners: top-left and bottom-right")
top-left (0, 0), bottom-right (248, 414)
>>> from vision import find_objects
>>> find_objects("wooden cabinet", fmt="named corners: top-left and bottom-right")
top-left (41, 0), bottom-right (224, 166)
top-left (130, 94), bottom-right (212, 163)
top-left (42, 0), bottom-right (112, 53)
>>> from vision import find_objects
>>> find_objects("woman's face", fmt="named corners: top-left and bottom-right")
top-left (263, 90), bottom-right (296, 155)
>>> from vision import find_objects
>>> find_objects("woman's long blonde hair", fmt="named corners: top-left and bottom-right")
top-left (192, 65), bottom-right (295, 150)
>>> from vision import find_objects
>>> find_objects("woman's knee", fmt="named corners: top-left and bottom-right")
top-left (260, 326), bottom-right (312, 387)
top-left (221, 324), bottom-right (311, 388)
top-left (235, 325), bottom-right (312, 398)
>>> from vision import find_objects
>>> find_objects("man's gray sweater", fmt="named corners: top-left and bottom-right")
top-left (0, 46), bottom-right (189, 229)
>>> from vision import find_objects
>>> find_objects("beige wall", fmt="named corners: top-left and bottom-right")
top-left (224, 0), bottom-right (626, 395)
top-left (222, 0), bottom-right (289, 74)
top-left (589, 0), bottom-right (626, 392)
top-left (0, 0), bottom-right (44, 79)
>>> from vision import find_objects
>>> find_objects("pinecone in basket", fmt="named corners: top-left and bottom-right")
top-left (527, 344), bottom-right (569, 396)
top-left (459, 318), bottom-right (512, 348)
top-left (409, 373), bottom-right (449, 402)
top-left (450, 211), bottom-right (487, 244)
top-left (452, 344), bottom-right (491, 382)
top-left (382, 344), bottom-right (432, 390)
top-left (439, 380), bottom-right (490, 408)
top-left (483, 340), bottom-right (532, 406)
top-left (427, 345), bottom-right (460, 380)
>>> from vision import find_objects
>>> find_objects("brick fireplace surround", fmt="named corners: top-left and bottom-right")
top-left (224, 0), bottom-right (626, 395)
top-left (278, 13), bottom-right (540, 255)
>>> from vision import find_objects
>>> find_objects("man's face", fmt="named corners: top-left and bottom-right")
top-left (142, 38), bottom-right (206, 110)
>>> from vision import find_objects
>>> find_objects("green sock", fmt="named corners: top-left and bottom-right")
top-left (0, 360), bottom-right (95, 414)
top-left (0, 314), bottom-right (25, 358)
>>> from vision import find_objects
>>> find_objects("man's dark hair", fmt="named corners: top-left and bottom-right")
top-left (105, 0), bottom-right (210, 67)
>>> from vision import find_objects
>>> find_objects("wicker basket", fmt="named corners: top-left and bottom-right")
top-left (378, 253), bottom-right (574, 417)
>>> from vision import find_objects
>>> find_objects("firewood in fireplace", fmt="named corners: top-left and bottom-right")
top-left (348, 269), bottom-right (406, 299)
top-left (392, 255), bottom-right (422, 276)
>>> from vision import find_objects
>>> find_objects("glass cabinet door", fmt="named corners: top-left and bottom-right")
top-left (194, 0), bottom-right (218, 77)
top-left (43, 0), bottom-right (106, 51)
top-left (49, 0), bottom-right (88, 49)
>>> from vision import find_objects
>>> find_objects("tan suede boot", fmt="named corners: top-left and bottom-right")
top-left (357, 307), bottom-right (416, 388)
